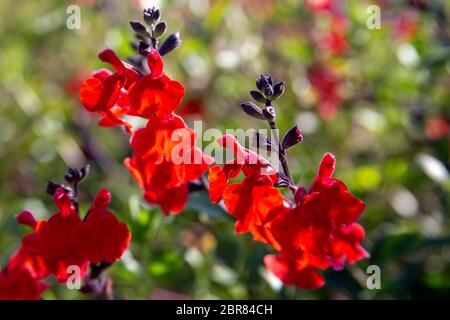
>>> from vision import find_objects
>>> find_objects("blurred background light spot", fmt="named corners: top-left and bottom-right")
top-left (389, 188), bottom-right (418, 217)
top-left (211, 264), bottom-right (237, 286)
top-left (416, 153), bottom-right (450, 185)
top-left (188, 0), bottom-right (210, 16)
top-left (296, 111), bottom-right (319, 135)
top-left (56, 136), bottom-right (86, 167)
top-left (215, 50), bottom-right (240, 69)
top-left (354, 107), bottom-right (386, 132)
top-left (239, 36), bottom-right (262, 61)
top-left (184, 247), bottom-right (204, 268)
top-left (5, 75), bottom-right (42, 116)
top-left (121, 250), bottom-right (141, 273)
top-left (419, 213), bottom-right (443, 237)
top-left (396, 43), bottom-right (419, 67)
top-left (105, 30), bottom-right (123, 50)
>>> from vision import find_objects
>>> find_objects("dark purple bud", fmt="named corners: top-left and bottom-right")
top-left (263, 106), bottom-right (276, 121)
top-left (154, 21), bottom-right (167, 38)
top-left (250, 90), bottom-right (266, 103)
top-left (158, 32), bottom-right (181, 56)
top-left (64, 164), bottom-right (90, 185)
top-left (256, 75), bottom-right (273, 91)
top-left (129, 21), bottom-right (149, 37)
top-left (272, 81), bottom-right (285, 100)
top-left (282, 125), bottom-right (303, 150)
top-left (263, 85), bottom-right (274, 98)
top-left (143, 7), bottom-right (160, 25)
top-left (241, 101), bottom-right (265, 120)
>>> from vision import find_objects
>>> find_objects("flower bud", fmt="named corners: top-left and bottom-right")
top-left (154, 21), bottom-right (167, 38)
top-left (272, 81), bottom-right (285, 100)
top-left (250, 90), bottom-right (266, 103)
top-left (281, 125), bottom-right (303, 150)
top-left (241, 101), bottom-right (265, 120)
top-left (143, 7), bottom-right (160, 25)
top-left (159, 32), bottom-right (182, 56)
top-left (129, 21), bottom-right (149, 37)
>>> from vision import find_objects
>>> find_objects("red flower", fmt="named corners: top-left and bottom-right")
top-left (208, 135), bottom-right (290, 247)
top-left (73, 189), bottom-right (131, 264)
top-left (12, 188), bottom-right (131, 285)
top-left (266, 153), bottom-right (368, 288)
top-left (80, 49), bottom-right (141, 132)
top-left (15, 189), bottom-right (89, 282)
top-left (128, 49), bottom-right (185, 118)
top-left (125, 114), bottom-right (213, 214)
top-left (0, 263), bottom-right (48, 300)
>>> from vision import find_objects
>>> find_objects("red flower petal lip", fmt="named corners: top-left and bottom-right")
top-left (93, 188), bottom-right (112, 209)
top-left (53, 188), bottom-right (73, 217)
top-left (127, 74), bottom-right (185, 118)
top-left (98, 49), bottom-right (126, 72)
top-left (16, 210), bottom-right (37, 229)
top-left (147, 49), bottom-right (164, 79)
top-left (318, 152), bottom-right (336, 178)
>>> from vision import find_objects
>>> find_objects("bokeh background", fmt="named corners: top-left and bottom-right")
top-left (0, 0), bottom-right (449, 299)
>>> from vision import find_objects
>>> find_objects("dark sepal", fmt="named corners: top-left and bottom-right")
top-left (158, 32), bottom-right (182, 56)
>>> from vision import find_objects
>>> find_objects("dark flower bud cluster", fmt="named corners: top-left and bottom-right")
top-left (240, 75), bottom-right (285, 123)
top-left (47, 164), bottom-right (90, 212)
top-left (129, 7), bottom-right (180, 59)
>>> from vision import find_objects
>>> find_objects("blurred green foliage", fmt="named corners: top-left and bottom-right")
top-left (0, 0), bottom-right (449, 299)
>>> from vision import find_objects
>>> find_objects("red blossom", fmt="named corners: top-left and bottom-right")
top-left (265, 153), bottom-right (368, 287)
top-left (208, 135), bottom-right (290, 247)
top-left (80, 49), bottom-right (141, 132)
top-left (14, 189), bottom-right (89, 282)
top-left (128, 49), bottom-right (185, 118)
top-left (74, 189), bottom-right (131, 264)
top-left (10, 188), bottom-right (131, 285)
top-left (125, 114), bottom-right (213, 214)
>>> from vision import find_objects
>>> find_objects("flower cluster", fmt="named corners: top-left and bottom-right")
top-left (0, 168), bottom-right (131, 300)
top-left (208, 76), bottom-right (368, 289)
top-left (80, 8), bottom-right (212, 214)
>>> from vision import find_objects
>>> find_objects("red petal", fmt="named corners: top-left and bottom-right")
top-left (147, 49), bottom-right (164, 79)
